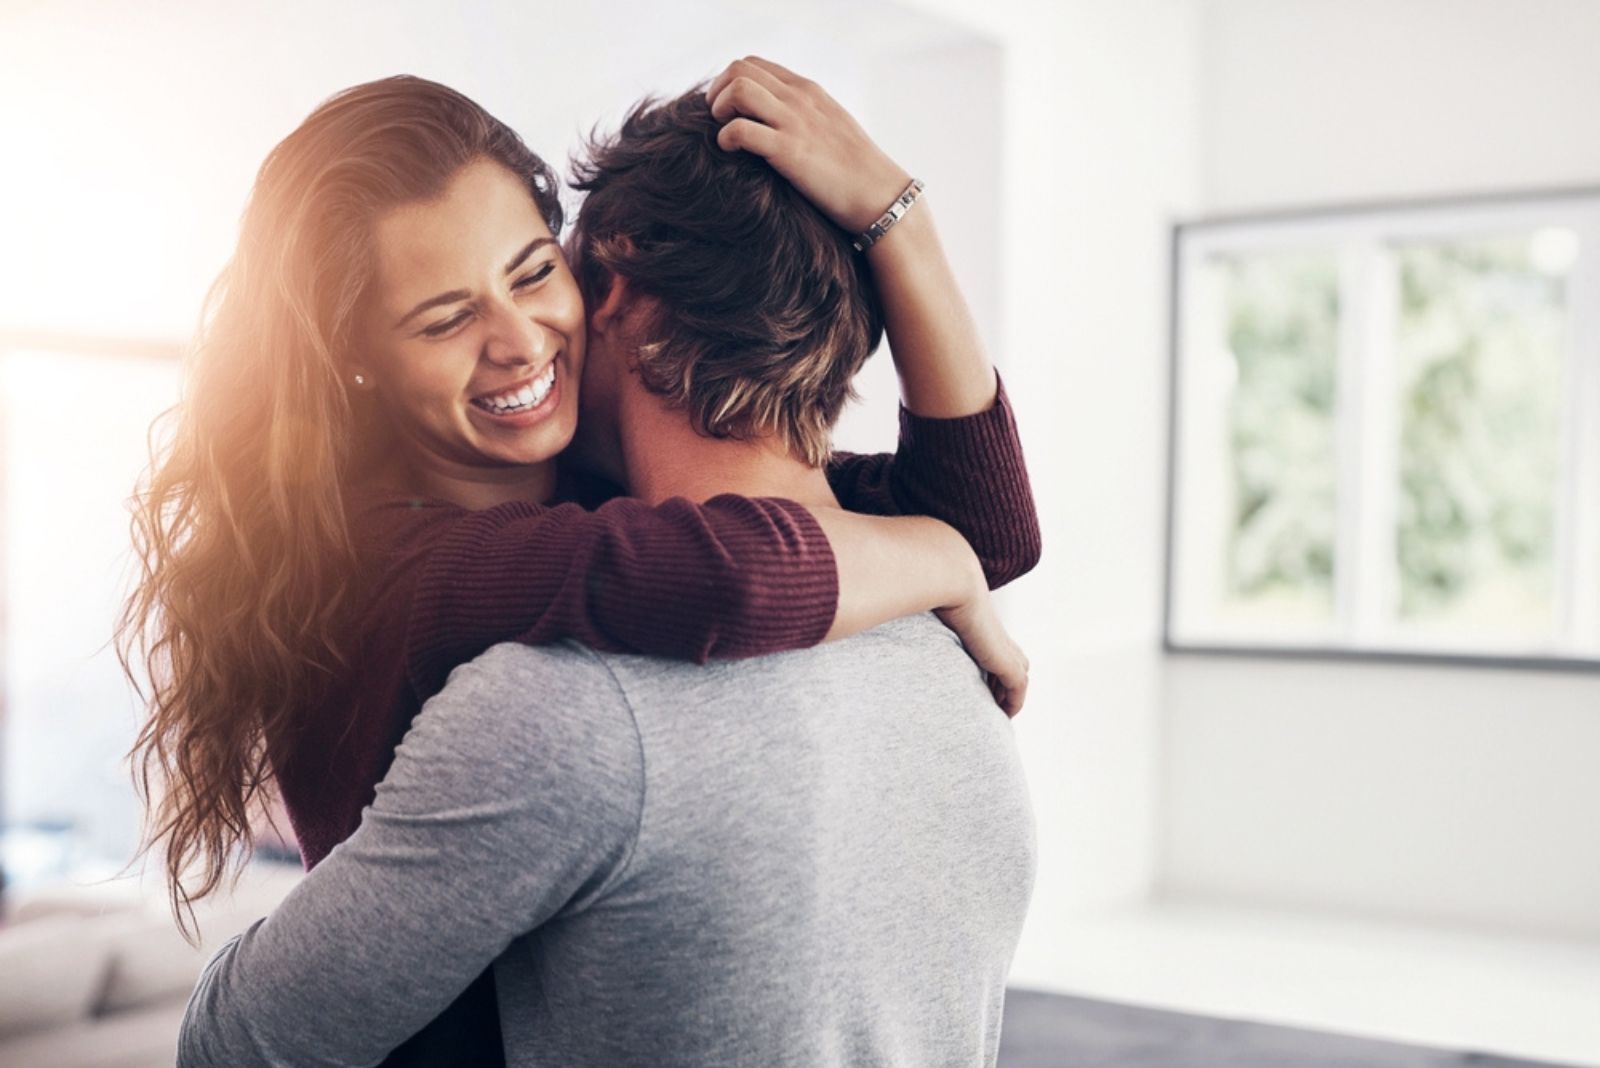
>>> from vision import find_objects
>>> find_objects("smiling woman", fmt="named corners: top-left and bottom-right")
top-left (116, 70), bottom-right (1038, 1067)
top-left (351, 161), bottom-right (583, 506)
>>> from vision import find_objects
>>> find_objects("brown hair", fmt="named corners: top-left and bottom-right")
top-left (570, 89), bottom-right (882, 466)
top-left (117, 75), bottom-right (562, 937)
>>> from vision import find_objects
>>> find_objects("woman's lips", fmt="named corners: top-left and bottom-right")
top-left (467, 361), bottom-right (556, 406)
top-left (467, 362), bottom-right (561, 428)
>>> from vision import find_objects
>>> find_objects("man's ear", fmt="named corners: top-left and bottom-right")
top-left (588, 270), bottom-right (632, 339)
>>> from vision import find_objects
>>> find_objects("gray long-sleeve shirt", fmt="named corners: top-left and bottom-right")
top-left (180, 614), bottom-right (1036, 1067)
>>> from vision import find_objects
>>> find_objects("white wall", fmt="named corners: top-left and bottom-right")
top-left (899, 0), bottom-right (1200, 988)
top-left (1162, 0), bottom-right (1600, 941)
top-left (1197, 0), bottom-right (1600, 212)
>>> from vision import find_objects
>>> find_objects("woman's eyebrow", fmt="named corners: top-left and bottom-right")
top-left (504, 236), bottom-right (555, 274)
top-left (395, 288), bottom-right (471, 329)
top-left (393, 237), bottom-right (555, 329)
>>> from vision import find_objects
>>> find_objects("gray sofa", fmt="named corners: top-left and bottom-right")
top-left (0, 861), bottom-right (302, 1067)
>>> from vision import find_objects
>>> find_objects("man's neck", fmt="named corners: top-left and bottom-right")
top-left (617, 386), bottom-right (838, 508)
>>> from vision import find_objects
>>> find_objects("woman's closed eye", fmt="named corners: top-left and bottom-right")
top-left (513, 261), bottom-right (557, 290)
top-left (422, 312), bottom-right (470, 338)
top-left (420, 263), bottom-right (558, 337)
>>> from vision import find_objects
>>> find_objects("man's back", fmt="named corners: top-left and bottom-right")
top-left (486, 613), bottom-right (1036, 1067)
top-left (178, 616), bottom-right (1034, 1068)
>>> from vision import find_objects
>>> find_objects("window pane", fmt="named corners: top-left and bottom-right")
top-left (2, 349), bottom-right (180, 885)
top-left (1212, 249), bottom-right (1341, 625)
top-left (1391, 231), bottom-right (1571, 641)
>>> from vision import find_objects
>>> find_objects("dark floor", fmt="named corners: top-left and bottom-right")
top-left (998, 989), bottom-right (1580, 1068)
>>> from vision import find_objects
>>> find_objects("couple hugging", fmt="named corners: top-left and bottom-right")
top-left (126, 55), bottom-right (1040, 1067)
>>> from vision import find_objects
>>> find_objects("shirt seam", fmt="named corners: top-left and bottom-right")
top-left (565, 643), bottom-right (648, 904)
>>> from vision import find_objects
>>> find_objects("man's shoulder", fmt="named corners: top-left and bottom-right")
top-left (849, 611), bottom-right (966, 649)
top-left (595, 611), bottom-right (980, 706)
top-left (458, 638), bottom-right (621, 685)
top-left (826, 612), bottom-right (991, 701)
top-left (799, 612), bottom-right (973, 677)
top-left (442, 640), bottom-right (633, 723)
top-left (419, 641), bottom-right (641, 782)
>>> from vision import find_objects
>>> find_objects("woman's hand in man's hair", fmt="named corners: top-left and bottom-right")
top-left (705, 55), bottom-right (912, 236)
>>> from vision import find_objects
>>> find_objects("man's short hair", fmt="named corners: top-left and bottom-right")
top-left (570, 89), bottom-right (883, 467)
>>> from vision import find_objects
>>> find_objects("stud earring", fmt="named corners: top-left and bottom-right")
top-left (354, 374), bottom-right (366, 387)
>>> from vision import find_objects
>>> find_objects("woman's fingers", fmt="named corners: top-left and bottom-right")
top-left (705, 54), bottom-right (908, 234)
top-left (987, 646), bottom-right (1029, 718)
top-left (704, 63), bottom-right (737, 104)
top-left (716, 117), bottom-right (781, 158)
top-left (1001, 661), bottom-right (1029, 718)
top-left (705, 57), bottom-right (790, 109)
top-left (708, 75), bottom-right (787, 128)
top-left (739, 55), bottom-right (807, 89)
top-left (934, 593), bottom-right (1030, 719)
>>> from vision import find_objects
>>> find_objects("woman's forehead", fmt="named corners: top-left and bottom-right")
top-left (370, 160), bottom-right (552, 306)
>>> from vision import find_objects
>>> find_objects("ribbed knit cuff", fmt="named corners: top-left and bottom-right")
top-left (894, 372), bottom-right (1042, 588)
top-left (699, 495), bottom-right (839, 659)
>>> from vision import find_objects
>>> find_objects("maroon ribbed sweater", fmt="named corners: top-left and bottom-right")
top-left (273, 378), bottom-right (1039, 1067)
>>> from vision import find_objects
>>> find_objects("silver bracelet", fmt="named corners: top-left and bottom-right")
top-left (852, 178), bottom-right (926, 252)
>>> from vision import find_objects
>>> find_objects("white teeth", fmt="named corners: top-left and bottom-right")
top-left (476, 365), bottom-right (556, 414)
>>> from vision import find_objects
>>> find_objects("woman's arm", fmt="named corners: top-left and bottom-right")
top-left (814, 506), bottom-right (1028, 716)
top-left (367, 490), bottom-right (1023, 713)
top-left (707, 57), bottom-right (1042, 587)
top-left (824, 377), bottom-right (1038, 589)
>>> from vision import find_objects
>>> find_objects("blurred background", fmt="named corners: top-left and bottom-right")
top-left (1, 0), bottom-right (1597, 1065)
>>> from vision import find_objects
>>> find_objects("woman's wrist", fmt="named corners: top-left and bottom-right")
top-left (860, 197), bottom-right (1000, 419)
top-left (840, 164), bottom-right (915, 235)
top-left (907, 513), bottom-right (984, 611)
top-left (814, 509), bottom-right (980, 639)
top-left (861, 193), bottom-right (938, 266)
top-left (939, 521), bottom-right (987, 610)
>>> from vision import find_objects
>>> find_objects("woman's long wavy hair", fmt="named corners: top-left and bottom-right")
top-left (117, 75), bottom-right (563, 937)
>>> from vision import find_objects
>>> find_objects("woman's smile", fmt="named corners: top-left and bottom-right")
top-left (355, 157), bottom-right (588, 494)
top-left (468, 360), bottom-right (562, 427)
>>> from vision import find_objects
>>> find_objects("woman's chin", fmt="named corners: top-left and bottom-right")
top-left (477, 412), bottom-right (577, 468)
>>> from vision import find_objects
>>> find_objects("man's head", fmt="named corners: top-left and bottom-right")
top-left (568, 88), bottom-right (883, 469)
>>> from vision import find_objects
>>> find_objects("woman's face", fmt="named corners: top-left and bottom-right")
top-left (355, 158), bottom-right (584, 490)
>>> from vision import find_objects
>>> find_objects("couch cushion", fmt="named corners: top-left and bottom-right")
top-left (95, 912), bottom-right (211, 1016)
top-left (5, 877), bottom-right (146, 926)
top-left (0, 860), bottom-right (307, 1036)
top-left (0, 915), bottom-right (113, 1039)
top-left (0, 999), bottom-right (184, 1068)
top-left (97, 860), bottom-right (306, 1015)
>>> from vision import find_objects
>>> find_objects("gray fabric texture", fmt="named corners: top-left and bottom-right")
top-left (180, 613), bottom-right (1036, 1067)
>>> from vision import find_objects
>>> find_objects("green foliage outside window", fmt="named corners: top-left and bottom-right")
top-left (1394, 236), bottom-right (1565, 632)
top-left (1218, 251), bottom-right (1340, 617)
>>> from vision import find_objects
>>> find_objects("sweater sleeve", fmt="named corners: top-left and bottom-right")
top-left (367, 493), bottom-right (838, 701)
top-left (826, 371), bottom-right (1042, 589)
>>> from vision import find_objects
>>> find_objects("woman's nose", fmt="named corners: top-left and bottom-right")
top-left (482, 302), bottom-right (548, 368)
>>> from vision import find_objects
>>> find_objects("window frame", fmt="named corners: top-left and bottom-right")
top-left (1162, 187), bottom-right (1600, 672)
